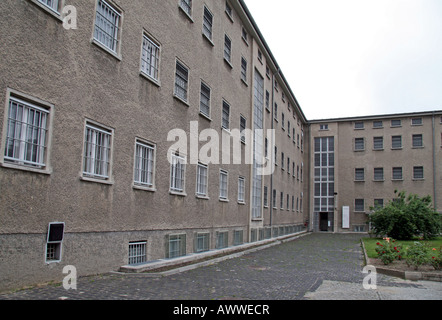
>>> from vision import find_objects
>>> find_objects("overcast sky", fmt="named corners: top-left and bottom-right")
top-left (243, 0), bottom-right (442, 120)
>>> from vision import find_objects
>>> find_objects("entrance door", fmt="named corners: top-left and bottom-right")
top-left (319, 212), bottom-right (328, 231)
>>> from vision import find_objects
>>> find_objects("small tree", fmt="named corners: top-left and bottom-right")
top-left (369, 190), bottom-right (441, 240)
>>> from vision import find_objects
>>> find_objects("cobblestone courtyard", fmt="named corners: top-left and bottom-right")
top-left (0, 233), bottom-right (434, 300)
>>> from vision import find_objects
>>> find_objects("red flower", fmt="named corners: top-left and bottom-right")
top-left (376, 242), bottom-right (380, 245)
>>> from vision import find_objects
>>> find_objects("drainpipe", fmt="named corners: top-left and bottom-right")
top-left (432, 112), bottom-right (437, 211)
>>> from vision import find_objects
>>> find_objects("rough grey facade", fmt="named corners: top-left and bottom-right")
top-left (0, 0), bottom-right (439, 292)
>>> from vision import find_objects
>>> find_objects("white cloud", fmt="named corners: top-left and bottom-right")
top-left (244, 0), bottom-right (442, 119)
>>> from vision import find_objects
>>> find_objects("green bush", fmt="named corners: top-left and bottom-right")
top-left (405, 242), bottom-right (429, 270)
top-left (369, 190), bottom-right (441, 241)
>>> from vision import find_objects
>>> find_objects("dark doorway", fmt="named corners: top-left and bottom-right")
top-left (319, 212), bottom-right (329, 231)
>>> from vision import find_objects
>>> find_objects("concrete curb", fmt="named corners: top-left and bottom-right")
top-left (116, 231), bottom-right (311, 277)
top-left (360, 239), bottom-right (442, 282)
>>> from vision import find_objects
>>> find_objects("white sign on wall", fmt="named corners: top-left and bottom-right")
top-left (342, 206), bottom-right (350, 229)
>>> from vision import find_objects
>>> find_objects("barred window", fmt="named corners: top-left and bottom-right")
top-left (195, 233), bottom-right (209, 253)
top-left (354, 138), bottom-right (365, 151)
top-left (373, 137), bottom-right (384, 150)
top-left (224, 34), bottom-right (232, 63)
top-left (94, 0), bottom-right (121, 53)
top-left (170, 153), bottom-right (186, 193)
top-left (203, 6), bottom-right (213, 41)
top-left (241, 57), bottom-right (247, 83)
top-left (238, 177), bottom-right (245, 203)
top-left (134, 141), bottom-right (155, 187)
top-left (167, 234), bottom-right (186, 259)
top-left (216, 231), bottom-right (228, 249)
top-left (222, 100), bottom-right (230, 130)
top-left (180, 0), bottom-right (192, 16)
top-left (413, 166), bottom-right (424, 180)
top-left (174, 60), bottom-right (189, 102)
top-left (128, 241), bottom-right (147, 265)
top-left (4, 97), bottom-right (49, 168)
top-left (355, 168), bottom-right (365, 181)
top-left (196, 163), bottom-right (208, 197)
top-left (141, 35), bottom-right (160, 81)
top-left (392, 167), bottom-right (403, 180)
top-left (412, 134), bottom-right (423, 148)
top-left (392, 135), bottom-right (402, 149)
top-left (240, 115), bottom-right (246, 143)
top-left (374, 167), bottom-right (384, 181)
top-left (355, 199), bottom-right (365, 212)
top-left (200, 82), bottom-right (211, 117)
top-left (219, 170), bottom-right (228, 200)
top-left (38, 0), bottom-right (59, 12)
top-left (83, 123), bottom-right (112, 179)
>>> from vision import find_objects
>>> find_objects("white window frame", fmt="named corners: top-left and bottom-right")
top-left (82, 121), bottom-right (113, 182)
top-left (238, 176), bottom-right (245, 204)
top-left (140, 33), bottom-right (161, 84)
top-left (38, 0), bottom-right (60, 13)
top-left (93, 0), bottom-right (122, 56)
top-left (179, 0), bottom-right (192, 18)
top-left (202, 6), bottom-right (213, 42)
top-left (241, 57), bottom-right (248, 84)
top-left (219, 170), bottom-right (228, 201)
top-left (196, 162), bottom-right (209, 198)
top-left (128, 241), bottom-right (147, 265)
top-left (224, 34), bottom-right (232, 65)
top-left (133, 139), bottom-right (156, 191)
top-left (199, 81), bottom-right (211, 119)
top-left (2, 94), bottom-right (52, 172)
top-left (222, 100), bottom-right (230, 130)
top-left (170, 152), bottom-right (186, 195)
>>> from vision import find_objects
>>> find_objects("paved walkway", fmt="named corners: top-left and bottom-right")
top-left (1, 233), bottom-right (441, 300)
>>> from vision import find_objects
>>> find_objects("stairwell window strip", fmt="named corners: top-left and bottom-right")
top-left (4, 97), bottom-right (49, 168)
top-left (94, 0), bottom-right (121, 54)
top-left (141, 35), bottom-right (160, 82)
top-left (83, 123), bottom-right (112, 180)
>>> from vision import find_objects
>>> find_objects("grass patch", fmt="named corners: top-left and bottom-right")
top-left (362, 237), bottom-right (442, 259)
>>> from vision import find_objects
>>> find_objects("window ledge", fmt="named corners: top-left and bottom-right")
top-left (139, 71), bottom-right (161, 87)
top-left (0, 161), bottom-right (52, 175)
top-left (173, 94), bottom-right (190, 107)
top-left (178, 6), bottom-right (194, 22)
top-left (219, 198), bottom-right (229, 203)
top-left (29, 0), bottom-right (63, 22)
top-left (202, 34), bottom-right (214, 46)
top-left (80, 175), bottom-right (114, 185)
top-left (199, 112), bottom-right (212, 121)
top-left (91, 39), bottom-right (122, 61)
top-left (169, 190), bottom-right (187, 197)
top-left (196, 194), bottom-right (210, 200)
top-left (133, 184), bottom-right (156, 192)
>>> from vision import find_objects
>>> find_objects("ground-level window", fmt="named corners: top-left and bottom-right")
top-left (128, 241), bottom-right (147, 265)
